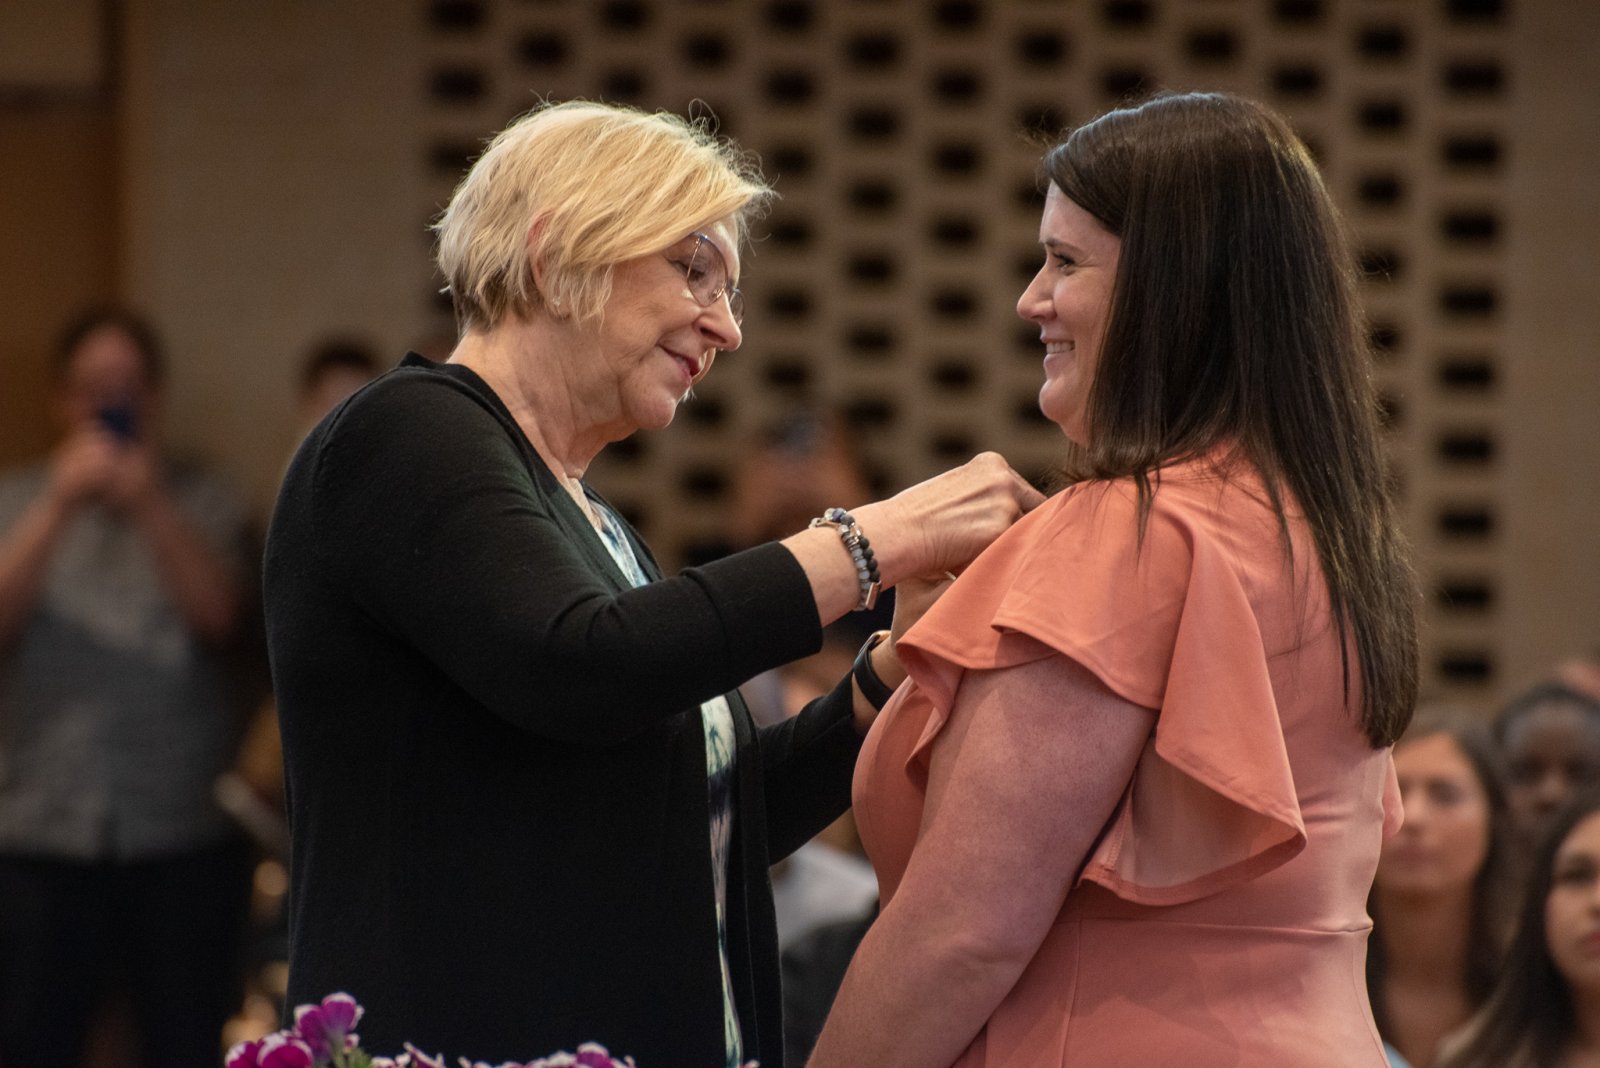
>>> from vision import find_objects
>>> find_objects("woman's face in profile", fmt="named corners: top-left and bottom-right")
top-left (1545, 811), bottom-right (1600, 993)
top-left (1376, 732), bottom-right (1491, 899)
top-left (1503, 702), bottom-right (1600, 836)
top-left (590, 216), bottom-right (743, 433)
top-left (1016, 184), bottom-right (1121, 446)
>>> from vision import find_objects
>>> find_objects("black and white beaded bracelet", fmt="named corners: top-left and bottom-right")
top-left (809, 507), bottom-right (882, 611)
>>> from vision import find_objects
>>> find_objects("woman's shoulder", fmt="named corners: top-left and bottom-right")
top-left (1036, 450), bottom-right (1283, 552)
top-left (313, 358), bottom-right (523, 464)
top-left (341, 356), bottom-right (501, 421)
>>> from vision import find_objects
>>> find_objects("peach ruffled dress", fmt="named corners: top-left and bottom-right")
top-left (853, 455), bottom-right (1401, 1066)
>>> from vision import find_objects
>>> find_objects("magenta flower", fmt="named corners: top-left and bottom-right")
top-left (256, 1033), bottom-right (316, 1068)
top-left (293, 992), bottom-right (364, 1060)
top-left (402, 1044), bottom-right (448, 1068)
top-left (225, 1038), bottom-right (266, 1068)
top-left (218, 992), bottom-right (647, 1068)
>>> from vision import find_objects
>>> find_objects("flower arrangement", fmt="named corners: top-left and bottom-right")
top-left (225, 993), bottom-right (636, 1068)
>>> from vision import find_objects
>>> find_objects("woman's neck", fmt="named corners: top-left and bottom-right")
top-left (1377, 885), bottom-right (1475, 980)
top-left (1569, 986), bottom-right (1600, 1063)
top-left (447, 322), bottom-right (626, 485)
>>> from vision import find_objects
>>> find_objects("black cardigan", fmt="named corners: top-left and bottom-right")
top-left (264, 355), bottom-right (863, 1066)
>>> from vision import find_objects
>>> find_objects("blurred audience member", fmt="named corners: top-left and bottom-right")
top-left (705, 410), bottom-right (884, 1048)
top-left (0, 308), bottom-right (258, 1068)
top-left (727, 410), bottom-right (876, 553)
top-left (1556, 654), bottom-right (1600, 705)
top-left (782, 905), bottom-right (877, 1067)
top-left (294, 337), bottom-right (381, 439)
top-left (223, 334), bottom-right (381, 830)
top-left (218, 335), bottom-right (385, 1048)
top-left (1496, 681), bottom-right (1600, 841)
top-left (703, 410), bottom-right (887, 727)
top-left (1439, 791), bottom-right (1600, 1068)
top-left (1369, 715), bottom-right (1516, 1067)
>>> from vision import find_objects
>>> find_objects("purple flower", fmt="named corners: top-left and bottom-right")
top-left (256, 1033), bottom-right (316, 1068)
top-left (401, 1044), bottom-right (448, 1068)
top-left (225, 1038), bottom-right (266, 1068)
top-left (574, 1047), bottom-right (629, 1068)
top-left (226, 991), bottom-right (646, 1068)
top-left (293, 992), bottom-right (364, 1060)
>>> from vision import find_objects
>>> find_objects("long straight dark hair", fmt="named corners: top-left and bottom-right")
top-left (1043, 91), bottom-right (1418, 746)
top-left (1367, 719), bottom-right (1516, 1042)
top-left (1440, 792), bottom-right (1600, 1068)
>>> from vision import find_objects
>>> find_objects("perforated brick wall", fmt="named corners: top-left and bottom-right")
top-left (419, 0), bottom-right (1511, 700)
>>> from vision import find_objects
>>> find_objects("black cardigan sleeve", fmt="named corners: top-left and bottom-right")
top-left (307, 370), bottom-right (824, 746)
top-left (757, 670), bottom-right (868, 859)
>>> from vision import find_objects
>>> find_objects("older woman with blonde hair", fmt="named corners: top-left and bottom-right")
top-left (263, 100), bottom-right (1039, 1065)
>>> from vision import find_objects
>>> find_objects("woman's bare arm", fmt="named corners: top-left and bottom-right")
top-left (808, 650), bottom-right (1155, 1067)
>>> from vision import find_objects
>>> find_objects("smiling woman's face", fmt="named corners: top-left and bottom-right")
top-left (591, 216), bottom-right (744, 434)
top-left (1016, 184), bottom-right (1122, 446)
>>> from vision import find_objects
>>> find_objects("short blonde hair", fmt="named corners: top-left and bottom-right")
top-left (433, 100), bottom-right (773, 331)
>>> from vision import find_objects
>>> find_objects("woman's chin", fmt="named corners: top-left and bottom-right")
top-left (1038, 393), bottom-right (1085, 444)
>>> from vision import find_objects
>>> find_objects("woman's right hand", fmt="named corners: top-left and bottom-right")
top-left (781, 452), bottom-right (1042, 631)
top-left (854, 452), bottom-right (1044, 587)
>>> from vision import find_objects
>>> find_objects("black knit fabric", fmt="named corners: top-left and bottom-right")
top-left (264, 354), bottom-right (862, 1065)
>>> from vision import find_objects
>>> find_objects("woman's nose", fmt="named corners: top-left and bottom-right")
top-left (1536, 769), bottom-right (1574, 812)
top-left (1017, 270), bottom-right (1053, 322)
top-left (699, 298), bottom-right (742, 352)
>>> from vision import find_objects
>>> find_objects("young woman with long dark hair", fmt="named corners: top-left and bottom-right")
top-left (810, 90), bottom-right (1419, 1066)
top-left (1441, 792), bottom-right (1600, 1068)
top-left (1368, 717), bottom-right (1516, 1066)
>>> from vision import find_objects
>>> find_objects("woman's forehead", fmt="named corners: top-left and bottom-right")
top-left (700, 217), bottom-right (740, 268)
top-left (1557, 812), bottom-right (1600, 858)
top-left (1508, 702), bottom-right (1600, 753)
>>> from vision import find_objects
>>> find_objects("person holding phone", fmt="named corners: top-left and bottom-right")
top-left (0, 308), bottom-right (259, 1068)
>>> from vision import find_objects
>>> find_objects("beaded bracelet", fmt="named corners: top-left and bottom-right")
top-left (809, 507), bottom-right (882, 611)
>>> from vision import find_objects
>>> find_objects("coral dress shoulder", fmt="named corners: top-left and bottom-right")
top-left (853, 455), bottom-right (1401, 1066)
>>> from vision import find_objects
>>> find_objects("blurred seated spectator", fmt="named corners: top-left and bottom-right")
top-left (217, 335), bottom-right (383, 1048)
top-left (1494, 680), bottom-right (1600, 842)
top-left (0, 307), bottom-right (258, 1068)
top-left (1438, 791), bottom-right (1600, 1068)
top-left (1368, 713), bottom-right (1515, 1067)
top-left (1556, 652), bottom-right (1600, 704)
top-left (294, 336), bottom-right (382, 439)
top-left (770, 806), bottom-right (878, 949)
top-left (691, 409), bottom-right (890, 726)
top-left (782, 904), bottom-right (877, 1067)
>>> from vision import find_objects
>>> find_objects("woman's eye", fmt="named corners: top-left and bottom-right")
top-left (1052, 253), bottom-right (1075, 269)
top-left (1509, 761), bottom-right (1541, 785)
top-left (1426, 781), bottom-right (1466, 806)
top-left (1556, 864), bottom-right (1595, 886)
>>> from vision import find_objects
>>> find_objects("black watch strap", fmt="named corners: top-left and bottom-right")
top-left (853, 630), bottom-right (896, 711)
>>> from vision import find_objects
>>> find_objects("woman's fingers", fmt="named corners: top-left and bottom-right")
top-left (843, 453), bottom-right (1043, 593)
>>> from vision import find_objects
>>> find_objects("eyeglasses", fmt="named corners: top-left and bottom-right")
top-left (666, 233), bottom-right (744, 325)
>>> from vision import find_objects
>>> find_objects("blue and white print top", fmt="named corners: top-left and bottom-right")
top-left (593, 501), bottom-right (744, 1068)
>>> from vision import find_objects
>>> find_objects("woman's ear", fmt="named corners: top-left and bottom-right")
top-left (526, 215), bottom-right (564, 316)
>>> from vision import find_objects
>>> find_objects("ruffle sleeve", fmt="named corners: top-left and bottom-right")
top-left (895, 473), bottom-right (1309, 907)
